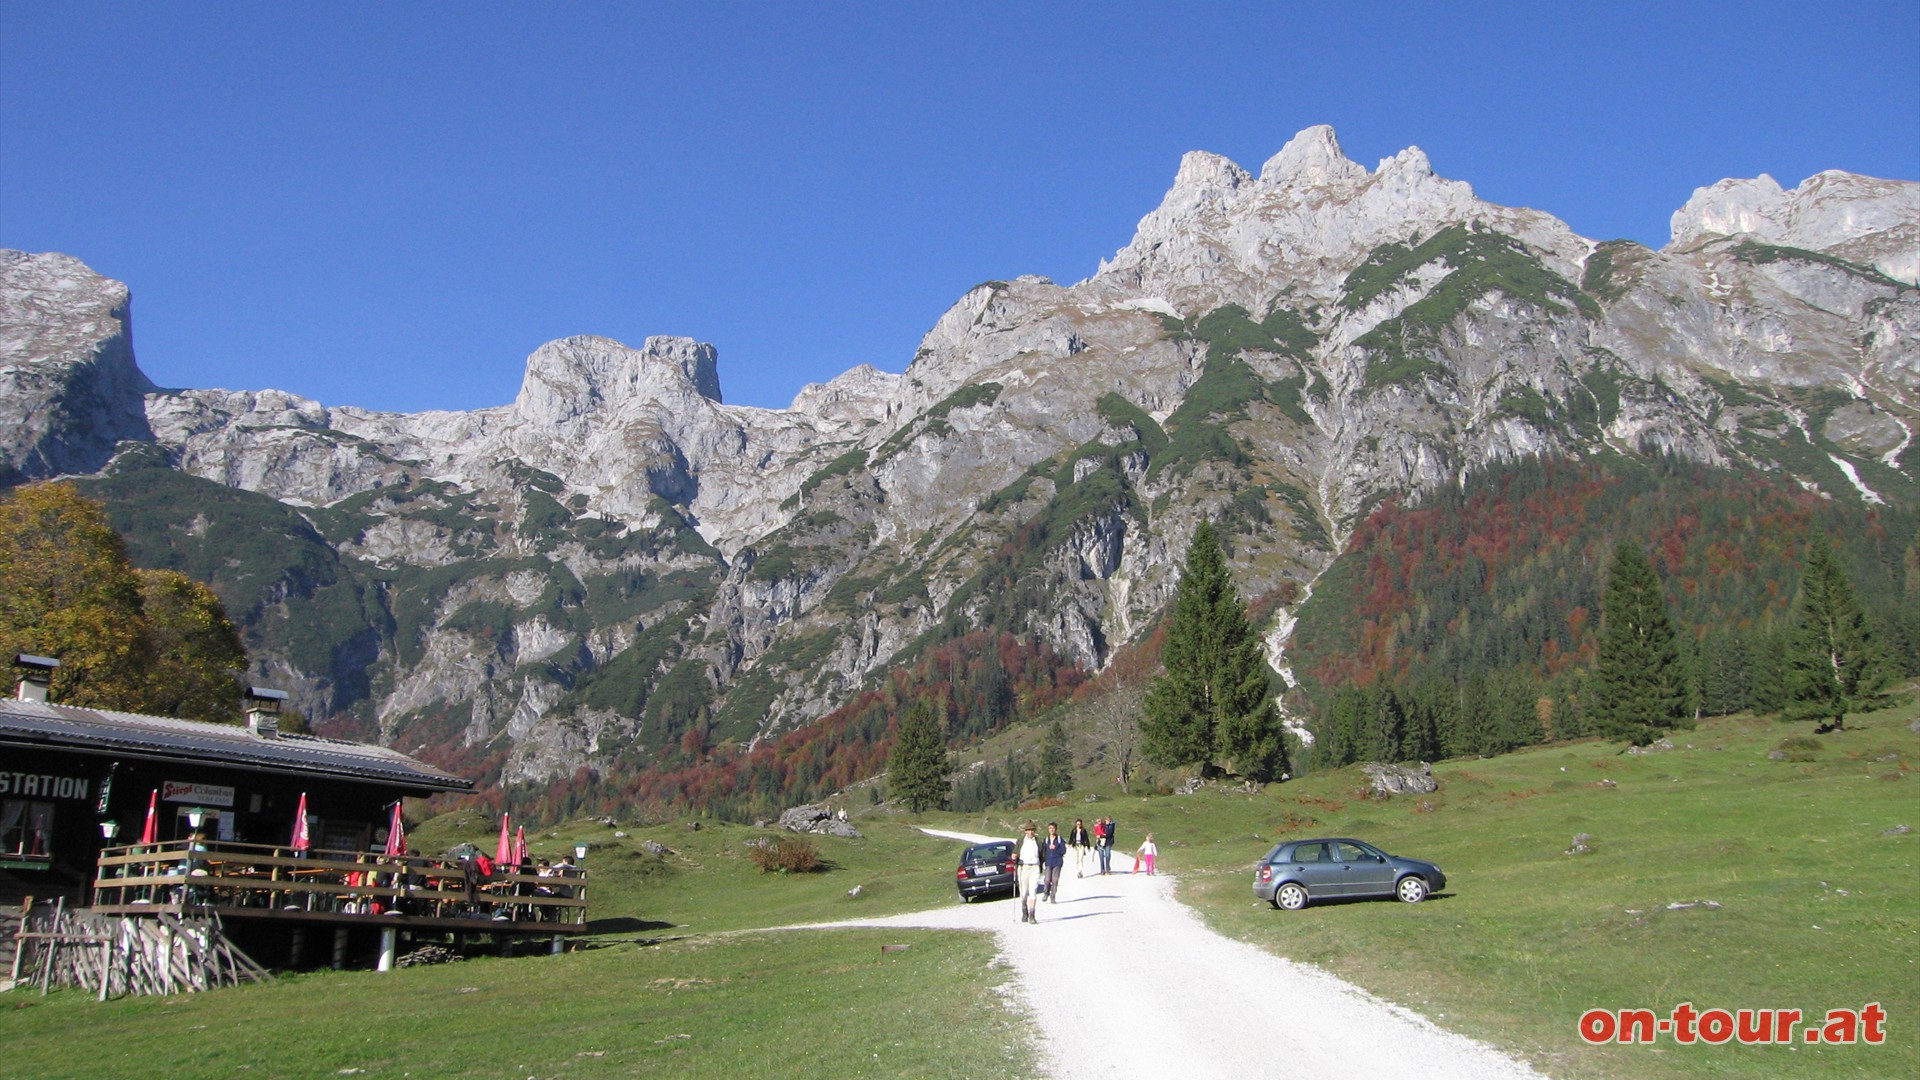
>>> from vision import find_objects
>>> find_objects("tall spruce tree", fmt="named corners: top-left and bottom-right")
top-left (1142, 521), bottom-right (1289, 780)
top-left (1783, 534), bottom-right (1888, 731)
top-left (888, 701), bottom-right (951, 812)
top-left (1038, 718), bottom-right (1073, 793)
top-left (1590, 540), bottom-right (1688, 744)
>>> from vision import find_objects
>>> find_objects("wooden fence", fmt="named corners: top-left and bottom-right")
top-left (10, 899), bottom-right (268, 999)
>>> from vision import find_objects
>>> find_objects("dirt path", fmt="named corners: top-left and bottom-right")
top-left (794, 830), bottom-right (1545, 1079)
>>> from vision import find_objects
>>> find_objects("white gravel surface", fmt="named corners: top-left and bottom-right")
top-left (791, 829), bottom-right (1546, 1080)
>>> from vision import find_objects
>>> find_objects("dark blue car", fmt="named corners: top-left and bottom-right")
top-left (955, 840), bottom-right (1017, 902)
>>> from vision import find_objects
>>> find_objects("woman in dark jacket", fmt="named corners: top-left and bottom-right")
top-left (1068, 818), bottom-right (1092, 878)
top-left (1041, 822), bottom-right (1069, 904)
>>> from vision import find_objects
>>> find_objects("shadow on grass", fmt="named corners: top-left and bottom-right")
top-left (1279, 893), bottom-right (1455, 910)
top-left (587, 916), bottom-right (678, 934)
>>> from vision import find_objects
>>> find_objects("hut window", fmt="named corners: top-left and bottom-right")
top-left (1, 800), bottom-right (54, 861)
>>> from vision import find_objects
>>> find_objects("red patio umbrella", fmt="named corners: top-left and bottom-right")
top-left (495, 811), bottom-right (512, 867)
top-left (291, 792), bottom-right (311, 852)
top-left (513, 825), bottom-right (527, 868)
top-left (384, 801), bottom-right (407, 858)
top-left (139, 788), bottom-right (158, 845)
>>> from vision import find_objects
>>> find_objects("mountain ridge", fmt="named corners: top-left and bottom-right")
top-left (2, 125), bottom-right (1915, 811)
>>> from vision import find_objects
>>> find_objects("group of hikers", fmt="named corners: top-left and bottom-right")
top-left (1012, 816), bottom-right (1158, 923)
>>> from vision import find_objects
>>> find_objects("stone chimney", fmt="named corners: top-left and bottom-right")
top-left (245, 685), bottom-right (289, 737)
top-left (14, 654), bottom-right (58, 702)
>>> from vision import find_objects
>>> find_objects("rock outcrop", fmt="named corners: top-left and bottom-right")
top-left (0, 251), bottom-right (154, 483)
top-left (1362, 762), bottom-right (1440, 798)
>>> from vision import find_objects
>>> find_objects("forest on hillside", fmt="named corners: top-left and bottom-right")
top-left (1289, 455), bottom-right (1919, 767)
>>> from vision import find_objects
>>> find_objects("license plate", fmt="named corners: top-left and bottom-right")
top-left (973, 868), bottom-right (995, 876)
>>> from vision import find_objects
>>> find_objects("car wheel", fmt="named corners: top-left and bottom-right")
top-left (960, 892), bottom-right (972, 903)
top-left (1274, 883), bottom-right (1308, 910)
top-left (1396, 876), bottom-right (1428, 904)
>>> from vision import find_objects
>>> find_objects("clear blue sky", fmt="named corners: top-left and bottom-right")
top-left (3, 3), bottom-right (1916, 413)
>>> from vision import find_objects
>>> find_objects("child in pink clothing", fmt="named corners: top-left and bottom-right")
top-left (1133, 834), bottom-right (1157, 874)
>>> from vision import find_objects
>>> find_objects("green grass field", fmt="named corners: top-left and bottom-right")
top-left (1, 928), bottom-right (1023, 1079)
top-left (1087, 700), bottom-right (1920, 1079)
top-left (3, 698), bottom-right (1914, 1078)
top-left (2, 821), bottom-right (1023, 1079)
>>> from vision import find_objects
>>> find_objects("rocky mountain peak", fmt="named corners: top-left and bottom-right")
top-left (1669, 173), bottom-right (1789, 246)
top-left (0, 250), bottom-right (133, 333)
top-left (1376, 145), bottom-right (1435, 178)
top-left (1171, 150), bottom-right (1253, 192)
top-left (0, 249), bottom-right (154, 482)
top-left (1258, 124), bottom-right (1366, 186)
top-left (789, 364), bottom-right (904, 430)
top-left (1668, 169), bottom-right (1920, 283)
top-left (512, 334), bottom-right (721, 427)
top-left (1091, 126), bottom-right (1586, 316)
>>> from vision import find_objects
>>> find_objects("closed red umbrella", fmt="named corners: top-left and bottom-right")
top-left (495, 811), bottom-right (511, 867)
top-left (513, 825), bottom-right (527, 868)
top-left (139, 788), bottom-right (158, 845)
top-left (291, 792), bottom-right (311, 852)
top-left (384, 801), bottom-right (407, 858)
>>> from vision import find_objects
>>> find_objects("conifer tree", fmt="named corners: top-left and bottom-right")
top-left (1455, 673), bottom-right (1494, 757)
top-left (1038, 718), bottom-right (1073, 793)
top-left (1316, 687), bottom-right (1363, 769)
top-left (1895, 534), bottom-right (1920, 678)
top-left (1590, 540), bottom-right (1688, 744)
top-left (1783, 535), bottom-right (1888, 731)
top-left (1403, 680), bottom-right (1447, 762)
top-left (887, 700), bottom-right (950, 813)
top-left (1142, 521), bottom-right (1289, 780)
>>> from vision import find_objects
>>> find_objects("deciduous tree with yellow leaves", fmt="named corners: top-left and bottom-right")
top-left (0, 482), bottom-right (246, 721)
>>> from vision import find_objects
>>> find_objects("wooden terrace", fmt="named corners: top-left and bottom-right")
top-left (90, 840), bottom-right (587, 936)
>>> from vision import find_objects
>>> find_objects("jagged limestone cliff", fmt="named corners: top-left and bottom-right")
top-left (3, 126), bottom-right (1914, 792)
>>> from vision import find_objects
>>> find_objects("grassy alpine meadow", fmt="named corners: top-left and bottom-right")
top-left (1, 928), bottom-right (1025, 1079)
top-left (2, 701), bottom-right (1913, 1078)
top-left (1062, 699), bottom-right (1920, 1080)
top-left (403, 809), bottom-right (966, 935)
top-left (1, 819), bottom-right (1024, 1079)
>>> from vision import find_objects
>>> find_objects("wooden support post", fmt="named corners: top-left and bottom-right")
top-left (38, 899), bottom-right (64, 996)
top-left (8, 896), bottom-right (31, 984)
top-left (377, 927), bottom-right (397, 972)
top-left (331, 927), bottom-right (349, 969)
top-left (550, 934), bottom-right (563, 955)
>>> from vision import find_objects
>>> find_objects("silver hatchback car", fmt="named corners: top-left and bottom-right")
top-left (1251, 837), bottom-right (1445, 909)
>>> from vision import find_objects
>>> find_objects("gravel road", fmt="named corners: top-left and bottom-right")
top-left (794, 830), bottom-right (1546, 1080)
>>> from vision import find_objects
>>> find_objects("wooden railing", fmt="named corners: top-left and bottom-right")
top-left (90, 840), bottom-right (586, 929)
